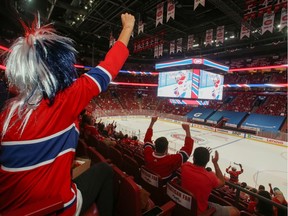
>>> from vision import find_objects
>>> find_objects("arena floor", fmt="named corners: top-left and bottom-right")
top-left (101, 116), bottom-right (288, 197)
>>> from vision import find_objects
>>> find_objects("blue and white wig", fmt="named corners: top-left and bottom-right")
top-left (2, 15), bottom-right (78, 137)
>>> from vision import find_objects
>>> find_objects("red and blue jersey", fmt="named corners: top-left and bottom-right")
top-left (0, 41), bottom-right (129, 214)
top-left (143, 128), bottom-right (193, 180)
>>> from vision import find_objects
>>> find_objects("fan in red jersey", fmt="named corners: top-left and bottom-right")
top-left (0, 13), bottom-right (135, 215)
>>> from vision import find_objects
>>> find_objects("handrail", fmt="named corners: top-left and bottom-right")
top-left (225, 181), bottom-right (287, 211)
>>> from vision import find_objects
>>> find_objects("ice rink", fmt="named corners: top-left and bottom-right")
top-left (101, 116), bottom-right (288, 197)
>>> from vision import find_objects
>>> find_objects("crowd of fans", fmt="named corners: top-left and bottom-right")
top-left (79, 114), bottom-right (287, 216)
top-left (89, 86), bottom-right (287, 118)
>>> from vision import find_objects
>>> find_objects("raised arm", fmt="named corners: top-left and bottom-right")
top-left (226, 165), bottom-right (231, 173)
top-left (144, 116), bottom-right (158, 143)
top-left (178, 123), bottom-right (193, 162)
top-left (212, 151), bottom-right (225, 187)
top-left (239, 163), bottom-right (243, 173)
top-left (117, 13), bottom-right (135, 46)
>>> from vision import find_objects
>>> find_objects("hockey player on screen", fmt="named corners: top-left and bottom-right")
top-left (173, 72), bottom-right (187, 98)
top-left (211, 75), bottom-right (221, 100)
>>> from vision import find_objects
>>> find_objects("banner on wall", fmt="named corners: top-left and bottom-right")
top-left (205, 29), bottom-right (213, 46)
top-left (170, 40), bottom-right (175, 54)
top-left (216, 26), bottom-right (224, 45)
top-left (158, 44), bottom-right (163, 57)
top-left (279, 8), bottom-right (287, 31)
top-left (167, 0), bottom-right (175, 22)
top-left (194, 0), bottom-right (205, 10)
top-left (138, 20), bottom-right (144, 34)
top-left (261, 12), bottom-right (275, 34)
top-left (187, 35), bottom-right (194, 51)
top-left (156, 2), bottom-right (164, 26)
top-left (109, 32), bottom-right (115, 47)
top-left (176, 38), bottom-right (183, 53)
top-left (240, 22), bottom-right (251, 39)
top-left (154, 45), bottom-right (159, 58)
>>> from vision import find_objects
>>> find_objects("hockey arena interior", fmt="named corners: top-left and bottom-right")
top-left (0, 0), bottom-right (287, 215)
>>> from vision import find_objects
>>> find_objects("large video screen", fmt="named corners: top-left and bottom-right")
top-left (157, 69), bottom-right (224, 100)
top-left (198, 70), bottom-right (224, 100)
top-left (157, 70), bottom-right (193, 98)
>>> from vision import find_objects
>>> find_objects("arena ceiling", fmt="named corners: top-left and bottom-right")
top-left (1, 0), bottom-right (287, 64)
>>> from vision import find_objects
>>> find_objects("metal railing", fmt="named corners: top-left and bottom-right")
top-left (225, 181), bottom-right (288, 211)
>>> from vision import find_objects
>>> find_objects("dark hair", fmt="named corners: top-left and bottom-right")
top-left (155, 137), bottom-right (168, 153)
top-left (240, 182), bottom-right (247, 188)
top-left (256, 190), bottom-right (273, 216)
top-left (193, 147), bottom-right (210, 167)
top-left (206, 167), bottom-right (212, 172)
top-left (258, 185), bottom-right (265, 191)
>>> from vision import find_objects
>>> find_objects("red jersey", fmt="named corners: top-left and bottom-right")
top-left (0, 41), bottom-right (129, 214)
top-left (181, 162), bottom-right (219, 212)
top-left (226, 168), bottom-right (243, 183)
top-left (143, 128), bottom-right (193, 180)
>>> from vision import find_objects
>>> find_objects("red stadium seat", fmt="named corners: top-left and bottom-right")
top-left (140, 166), bottom-right (170, 206)
top-left (87, 146), bottom-right (108, 164)
top-left (76, 139), bottom-right (89, 157)
top-left (96, 140), bottom-right (109, 158)
top-left (134, 152), bottom-right (145, 167)
top-left (108, 146), bottom-right (123, 169)
top-left (208, 193), bottom-right (233, 206)
top-left (240, 210), bottom-right (254, 216)
top-left (86, 134), bottom-right (99, 149)
top-left (166, 181), bottom-right (216, 216)
top-left (122, 153), bottom-right (141, 183)
top-left (114, 169), bottom-right (175, 216)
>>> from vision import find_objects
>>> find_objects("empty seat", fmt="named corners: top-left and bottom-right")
top-left (108, 146), bottom-right (123, 169)
top-left (76, 139), bottom-right (89, 157)
top-left (97, 141), bottom-right (109, 158)
top-left (86, 134), bottom-right (99, 148)
top-left (140, 166), bottom-right (169, 206)
top-left (113, 166), bottom-right (175, 216)
top-left (134, 152), bottom-right (145, 167)
top-left (122, 154), bottom-right (141, 183)
top-left (166, 181), bottom-right (215, 216)
top-left (239, 210), bottom-right (254, 216)
top-left (208, 193), bottom-right (233, 206)
top-left (87, 147), bottom-right (107, 164)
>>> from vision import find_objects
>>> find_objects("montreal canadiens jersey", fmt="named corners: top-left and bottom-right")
top-left (0, 41), bottom-right (129, 215)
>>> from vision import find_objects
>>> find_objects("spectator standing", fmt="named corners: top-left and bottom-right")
top-left (181, 147), bottom-right (240, 216)
top-left (143, 116), bottom-right (193, 181)
top-left (226, 163), bottom-right (243, 184)
top-left (0, 13), bottom-right (135, 215)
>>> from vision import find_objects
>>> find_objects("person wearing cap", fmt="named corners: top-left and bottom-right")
top-left (143, 116), bottom-right (193, 181)
top-left (226, 163), bottom-right (243, 184)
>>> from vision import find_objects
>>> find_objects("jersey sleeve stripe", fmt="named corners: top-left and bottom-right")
top-left (144, 142), bottom-right (154, 149)
top-left (179, 150), bottom-right (189, 163)
top-left (1, 128), bottom-right (78, 170)
top-left (84, 66), bottom-right (112, 92)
